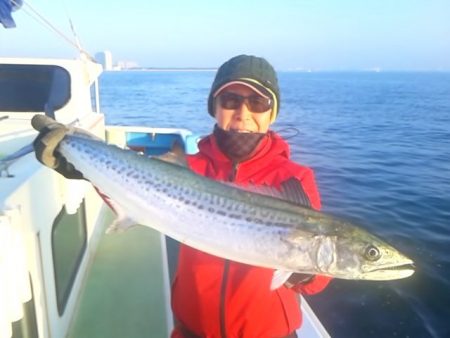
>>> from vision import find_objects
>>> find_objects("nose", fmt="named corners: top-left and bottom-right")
top-left (234, 100), bottom-right (252, 120)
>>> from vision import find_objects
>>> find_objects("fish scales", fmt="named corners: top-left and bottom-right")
top-left (60, 136), bottom-right (302, 263)
top-left (57, 133), bottom-right (414, 281)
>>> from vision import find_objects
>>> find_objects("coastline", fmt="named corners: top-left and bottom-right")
top-left (106, 68), bottom-right (217, 72)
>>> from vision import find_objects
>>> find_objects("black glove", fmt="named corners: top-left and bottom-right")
top-left (285, 273), bottom-right (315, 288)
top-left (31, 115), bottom-right (84, 180)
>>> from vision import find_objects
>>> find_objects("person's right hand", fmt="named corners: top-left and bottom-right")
top-left (31, 115), bottom-right (84, 179)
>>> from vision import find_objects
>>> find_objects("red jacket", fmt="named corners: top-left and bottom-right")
top-left (171, 131), bottom-right (331, 338)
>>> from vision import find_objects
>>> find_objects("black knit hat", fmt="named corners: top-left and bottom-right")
top-left (208, 55), bottom-right (280, 122)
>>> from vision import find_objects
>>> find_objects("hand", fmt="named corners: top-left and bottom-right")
top-left (31, 115), bottom-right (84, 179)
top-left (285, 273), bottom-right (315, 288)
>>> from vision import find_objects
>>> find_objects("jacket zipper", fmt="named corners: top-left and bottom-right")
top-left (228, 162), bottom-right (239, 182)
top-left (220, 161), bottom-right (239, 338)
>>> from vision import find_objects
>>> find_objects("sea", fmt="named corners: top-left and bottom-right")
top-left (98, 70), bottom-right (450, 338)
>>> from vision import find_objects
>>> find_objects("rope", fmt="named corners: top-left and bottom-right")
top-left (10, 0), bottom-right (94, 60)
top-left (61, 0), bottom-right (84, 53)
top-left (0, 143), bottom-right (33, 177)
top-left (276, 127), bottom-right (300, 140)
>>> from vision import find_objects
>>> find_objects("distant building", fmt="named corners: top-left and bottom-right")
top-left (116, 60), bottom-right (139, 70)
top-left (95, 51), bottom-right (113, 71)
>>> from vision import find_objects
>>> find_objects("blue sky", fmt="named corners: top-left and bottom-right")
top-left (1, 0), bottom-right (449, 70)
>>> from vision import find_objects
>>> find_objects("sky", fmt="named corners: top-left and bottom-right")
top-left (1, 0), bottom-right (449, 70)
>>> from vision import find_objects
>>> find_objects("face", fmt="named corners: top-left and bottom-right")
top-left (214, 84), bottom-right (273, 133)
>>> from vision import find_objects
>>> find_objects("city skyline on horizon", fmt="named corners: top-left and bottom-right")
top-left (2, 0), bottom-right (449, 71)
top-left (95, 49), bottom-right (450, 72)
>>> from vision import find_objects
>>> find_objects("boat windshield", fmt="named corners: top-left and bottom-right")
top-left (0, 64), bottom-right (70, 113)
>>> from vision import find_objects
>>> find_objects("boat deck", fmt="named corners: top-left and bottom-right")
top-left (68, 212), bottom-right (171, 338)
top-left (67, 210), bottom-right (329, 338)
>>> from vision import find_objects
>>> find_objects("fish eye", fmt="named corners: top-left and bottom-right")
top-left (364, 245), bottom-right (381, 261)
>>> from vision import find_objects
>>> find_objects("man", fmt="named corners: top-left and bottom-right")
top-left (171, 55), bottom-right (331, 338)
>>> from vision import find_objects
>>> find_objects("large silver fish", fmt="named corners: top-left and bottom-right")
top-left (32, 115), bottom-right (414, 288)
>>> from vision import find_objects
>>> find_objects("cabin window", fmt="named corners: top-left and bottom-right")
top-left (0, 64), bottom-right (71, 113)
top-left (90, 80), bottom-right (100, 113)
top-left (51, 201), bottom-right (87, 315)
top-left (11, 276), bottom-right (39, 338)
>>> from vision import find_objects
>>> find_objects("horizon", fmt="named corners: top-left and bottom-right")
top-left (1, 0), bottom-right (449, 71)
top-left (101, 66), bottom-right (450, 72)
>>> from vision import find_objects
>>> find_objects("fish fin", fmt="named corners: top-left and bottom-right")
top-left (106, 216), bottom-right (138, 234)
top-left (93, 186), bottom-right (138, 233)
top-left (103, 194), bottom-right (138, 233)
top-left (278, 178), bottom-right (312, 208)
top-left (271, 270), bottom-right (293, 290)
top-left (225, 182), bottom-right (282, 198)
top-left (94, 186), bottom-right (119, 213)
top-left (152, 140), bottom-right (188, 167)
top-left (225, 179), bottom-right (311, 208)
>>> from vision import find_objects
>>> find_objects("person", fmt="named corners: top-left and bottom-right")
top-left (171, 55), bottom-right (331, 338)
top-left (33, 54), bottom-right (331, 338)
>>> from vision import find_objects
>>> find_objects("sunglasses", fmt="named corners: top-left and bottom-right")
top-left (216, 92), bottom-right (273, 113)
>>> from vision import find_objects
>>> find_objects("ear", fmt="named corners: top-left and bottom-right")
top-left (269, 108), bottom-right (277, 124)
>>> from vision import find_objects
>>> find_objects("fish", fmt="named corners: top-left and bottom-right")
top-left (31, 115), bottom-right (415, 288)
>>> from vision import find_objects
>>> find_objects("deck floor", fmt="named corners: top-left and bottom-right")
top-left (66, 213), bottom-right (329, 338)
top-left (68, 222), bottom-right (170, 338)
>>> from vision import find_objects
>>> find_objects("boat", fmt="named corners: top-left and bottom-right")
top-left (0, 54), bottom-right (331, 338)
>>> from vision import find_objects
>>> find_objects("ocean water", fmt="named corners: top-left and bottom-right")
top-left (99, 70), bottom-right (450, 338)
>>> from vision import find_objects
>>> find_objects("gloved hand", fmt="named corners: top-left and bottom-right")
top-left (31, 115), bottom-right (84, 180)
top-left (285, 273), bottom-right (314, 288)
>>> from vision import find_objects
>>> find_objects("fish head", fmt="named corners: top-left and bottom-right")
top-left (331, 228), bottom-right (415, 280)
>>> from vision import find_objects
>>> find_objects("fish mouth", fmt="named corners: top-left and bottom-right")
top-left (364, 261), bottom-right (415, 280)
top-left (380, 262), bottom-right (415, 271)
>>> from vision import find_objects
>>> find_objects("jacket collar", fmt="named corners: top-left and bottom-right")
top-left (197, 131), bottom-right (291, 182)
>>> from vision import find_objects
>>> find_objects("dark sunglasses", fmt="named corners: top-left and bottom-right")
top-left (216, 92), bottom-right (273, 113)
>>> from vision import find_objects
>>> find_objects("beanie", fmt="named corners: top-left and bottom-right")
top-left (208, 55), bottom-right (280, 123)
